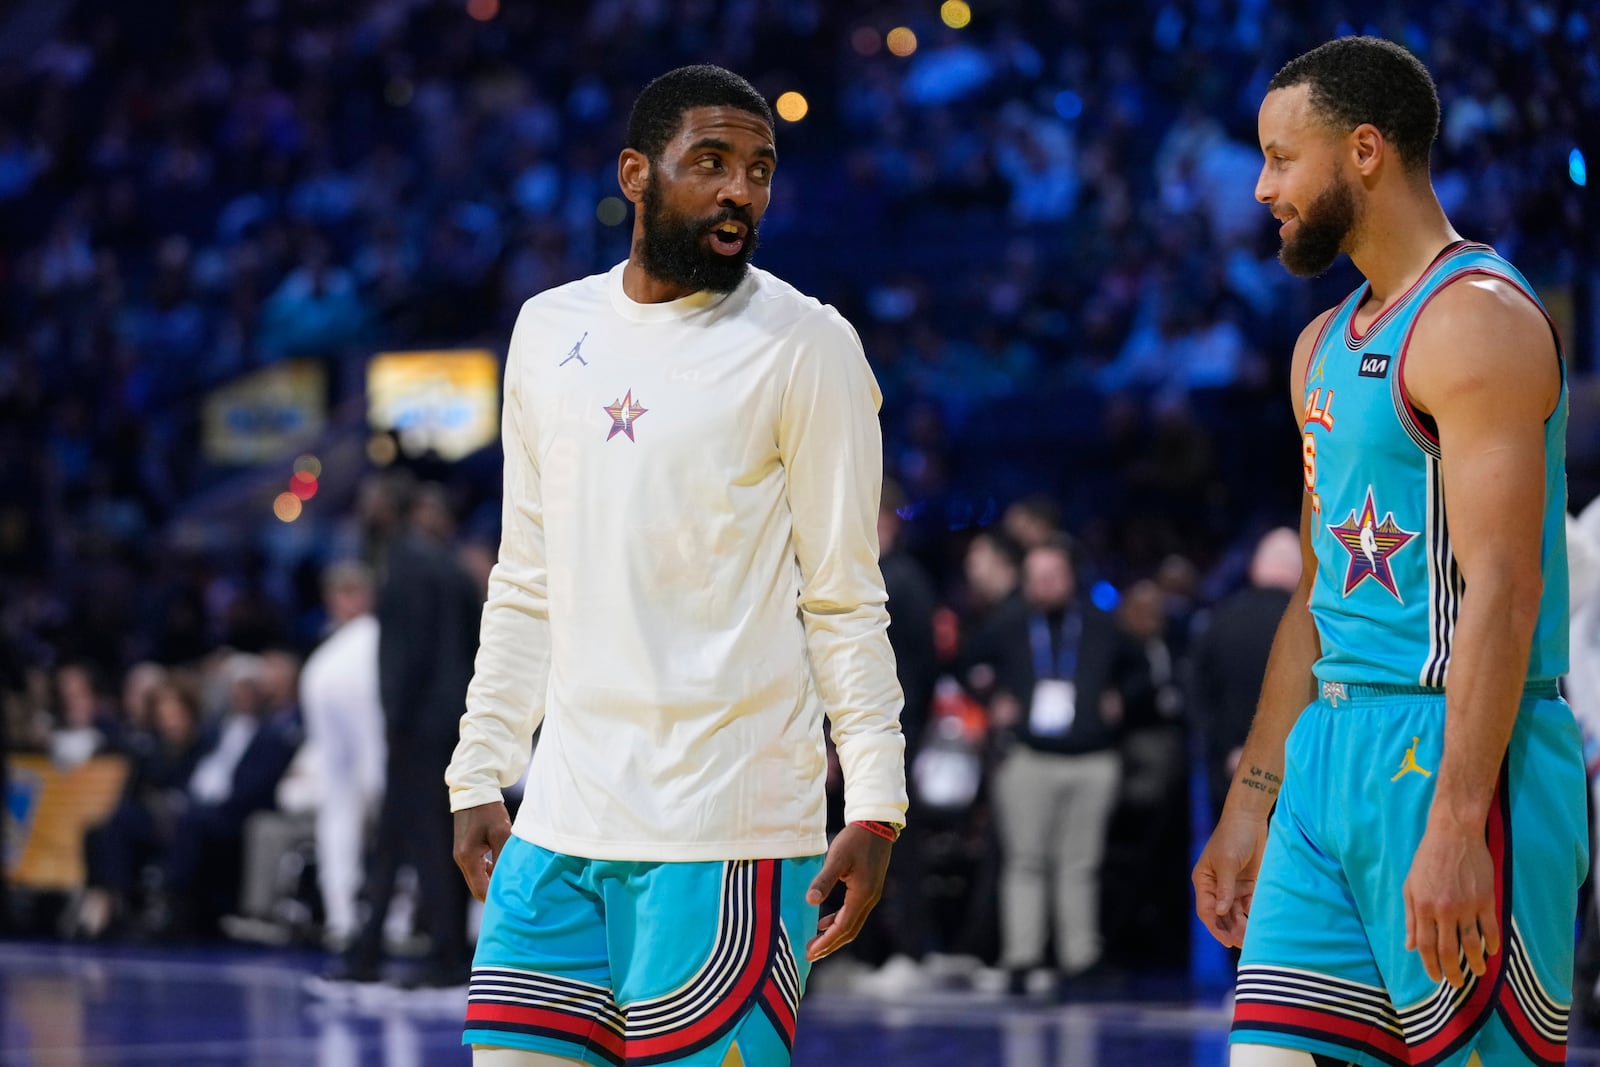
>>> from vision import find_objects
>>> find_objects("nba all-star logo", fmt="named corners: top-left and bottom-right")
top-left (1328, 486), bottom-right (1417, 600)
top-left (603, 390), bottom-right (647, 442)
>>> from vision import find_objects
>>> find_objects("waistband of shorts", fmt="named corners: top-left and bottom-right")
top-left (1315, 677), bottom-right (1560, 704)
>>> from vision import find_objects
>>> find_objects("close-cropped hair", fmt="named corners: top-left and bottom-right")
top-left (625, 64), bottom-right (775, 162)
top-left (1270, 36), bottom-right (1440, 173)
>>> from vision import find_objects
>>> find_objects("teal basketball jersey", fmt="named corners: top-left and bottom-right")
top-left (1300, 241), bottom-right (1568, 687)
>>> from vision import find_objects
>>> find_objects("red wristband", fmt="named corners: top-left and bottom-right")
top-left (851, 820), bottom-right (902, 843)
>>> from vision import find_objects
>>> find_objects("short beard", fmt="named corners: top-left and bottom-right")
top-left (637, 176), bottom-right (759, 294)
top-left (1279, 172), bottom-right (1359, 278)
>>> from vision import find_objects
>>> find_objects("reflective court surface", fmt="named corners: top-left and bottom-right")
top-left (6, 943), bottom-right (1600, 1066)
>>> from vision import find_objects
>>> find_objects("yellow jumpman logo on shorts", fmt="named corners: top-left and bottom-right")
top-left (1391, 736), bottom-right (1433, 781)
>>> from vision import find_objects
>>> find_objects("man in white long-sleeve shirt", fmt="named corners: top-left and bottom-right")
top-left (446, 65), bottom-right (907, 1067)
top-left (299, 560), bottom-right (385, 947)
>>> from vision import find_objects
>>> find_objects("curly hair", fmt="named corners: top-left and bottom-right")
top-left (1269, 36), bottom-right (1439, 174)
top-left (625, 65), bottom-right (774, 162)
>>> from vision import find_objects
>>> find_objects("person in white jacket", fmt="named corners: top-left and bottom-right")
top-left (299, 560), bottom-right (385, 946)
top-left (447, 65), bottom-right (907, 1067)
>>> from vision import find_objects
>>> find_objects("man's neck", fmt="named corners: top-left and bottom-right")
top-left (1347, 184), bottom-right (1461, 307)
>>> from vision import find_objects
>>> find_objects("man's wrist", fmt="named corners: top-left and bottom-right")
top-left (851, 820), bottom-right (902, 843)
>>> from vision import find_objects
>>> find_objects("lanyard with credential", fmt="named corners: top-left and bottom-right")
top-left (1029, 612), bottom-right (1080, 681)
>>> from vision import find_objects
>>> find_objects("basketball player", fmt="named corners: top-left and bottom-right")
top-left (1192, 37), bottom-right (1585, 1067)
top-left (445, 65), bottom-right (907, 1067)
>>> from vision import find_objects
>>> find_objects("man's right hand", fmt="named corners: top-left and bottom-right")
top-left (453, 800), bottom-right (513, 902)
top-left (1191, 809), bottom-right (1269, 948)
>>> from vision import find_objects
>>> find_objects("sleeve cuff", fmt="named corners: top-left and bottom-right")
top-left (448, 784), bottom-right (506, 813)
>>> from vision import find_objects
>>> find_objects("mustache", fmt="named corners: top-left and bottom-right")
top-left (700, 206), bottom-right (755, 230)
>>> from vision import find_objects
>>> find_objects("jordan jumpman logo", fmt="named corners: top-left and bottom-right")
top-left (560, 332), bottom-right (589, 366)
top-left (1390, 736), bottom-right (1433, 781)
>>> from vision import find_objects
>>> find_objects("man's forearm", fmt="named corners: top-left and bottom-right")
top-left (1432, 576), bottom-right (1538, 829)
top-left (1225, 591), bottom-right (1321, 819)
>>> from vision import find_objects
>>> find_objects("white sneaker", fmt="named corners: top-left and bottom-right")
top-left (853, 955), bottom-right (927, 998)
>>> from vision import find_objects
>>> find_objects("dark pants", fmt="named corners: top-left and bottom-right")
top-left (348, 738), bottom-right (469, 975)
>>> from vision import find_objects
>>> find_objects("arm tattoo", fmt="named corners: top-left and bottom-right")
top-left (1240, 765), bottom-right (1282, 795)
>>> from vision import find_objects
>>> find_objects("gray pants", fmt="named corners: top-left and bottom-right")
top-left (993, 745), bottom-right (1121, 974)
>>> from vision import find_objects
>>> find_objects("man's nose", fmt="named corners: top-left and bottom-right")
top-left (718, 170), bottom-right (752, 207)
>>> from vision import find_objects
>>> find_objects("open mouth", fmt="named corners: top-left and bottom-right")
top-left (708, 221), bottom-right (747, 256)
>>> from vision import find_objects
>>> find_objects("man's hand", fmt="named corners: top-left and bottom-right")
top-left (1192, 810), bottom-right (1268, 948)
top-left (804, 824), bottom-right (893, 962)
top-left (453, 800), bottom-right (513, 902)
top-left (1403, 820), bottom-right (1499, 988)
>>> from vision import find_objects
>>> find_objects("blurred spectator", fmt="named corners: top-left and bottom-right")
top-left (1188, 526), bottom-right (1302, 819)
top-left (77, 678), bottom-right (203, 940)
top-left (329, 479), bottom-right (478, 987)
top-left (844, 481), bottom-right (940, 985)
top-left (299, 560), bottom-right (385, 947)
top-left (1002, 493), bottom-right (1062, 553)
top-left (157, 653), bottom-right (301, 939)
top-left (1100, 578), bottom-right (1190, 970)
top-left (968, 539), bottom-right (1126, 996)
top-left (49, 662), bottom-right (116, 770)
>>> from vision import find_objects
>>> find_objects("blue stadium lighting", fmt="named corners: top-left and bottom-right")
top-left (1054, 90), bottom-right (1083, 121)
top-left (1091, 580), bottom-right (1120, 612)
top-left (1571, 147), bottom-right (1588, 188)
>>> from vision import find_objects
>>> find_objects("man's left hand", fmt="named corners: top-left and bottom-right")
top-left (1403, 820), bottom-right (1500, 988)
top-left (804, 824), bottom-right (893, 962)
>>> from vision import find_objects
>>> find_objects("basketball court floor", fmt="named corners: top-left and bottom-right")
top-left (6, 942), bottom-right (1600, 1066)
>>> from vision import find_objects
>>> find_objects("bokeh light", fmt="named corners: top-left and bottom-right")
top-left (776, 91), bottom-right (809, 123)
top-left (290, 471), bottom-right (319, 501)
top-left (293, 454), bottom-right (322, 478)
top-left (1573, 147), bottom-right (1589, 188)
top-left (273, 492), bottom-right (303, 523)
top-left (368, 434), bottom-right (399, 467)
top-left (886, 26), bottom-right (918, 57)
top-left (851, 26), bottom-right (881, 56)
top-left (596, 196), bottom-right (628, 226)
top-left (467, 0), bottom-right (499, 21)
top-left (1054, 90), bottom-right (1083, 121)
top-left (941, 1), bottom-right (972, 29)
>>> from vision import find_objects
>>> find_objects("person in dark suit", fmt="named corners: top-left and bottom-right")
top-left (333, 476), bottom-right (481, 987)
top-left (1188, 526), bottom-right (1301, 821)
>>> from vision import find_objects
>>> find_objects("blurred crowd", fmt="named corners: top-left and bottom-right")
top-left (2, 0), bottom-right (1597, 991)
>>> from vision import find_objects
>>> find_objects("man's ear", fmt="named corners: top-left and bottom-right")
top-left (619, 149), bottom-right (650, 205)
top-left (1349, 122), bottom-right (1384, 178)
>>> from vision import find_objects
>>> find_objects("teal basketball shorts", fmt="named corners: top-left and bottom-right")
top-left (1233, 682), bottom-right (1588, 1067)
top-left (463, 836), bottom-right (825, 1066)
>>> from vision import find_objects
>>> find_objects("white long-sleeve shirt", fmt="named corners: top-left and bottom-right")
top-left (299, 613), bottom-right (385, 810)
top-left (446, 262), bottom-right (907, 861)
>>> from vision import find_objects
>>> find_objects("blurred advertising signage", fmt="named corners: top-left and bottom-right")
top-left (202, 360), bottom-right (328, 465)
top-left (367, 349), bottom-right (500, 461)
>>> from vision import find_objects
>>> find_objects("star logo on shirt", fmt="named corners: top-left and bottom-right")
top-left (1327, 486), bottom-right (1417, 601)
top-left (603, 389), bottom-right (648, 442)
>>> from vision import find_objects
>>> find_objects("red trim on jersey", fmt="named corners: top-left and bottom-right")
top-left (761, 977), bottom-right (797, 1045)
top-left (1302, 296), bottom-right (1349, 394)
top-left (1347, 241), bottom-right (1475, 345)
top-left (1403, 769), bottom-right (1511, 1064)
top-left (626, 859), bottom-right (780, 1060)
top-left (1495, 988), bottom-right (1567, 1065)
top-left (466, 1001), bottom-right (627, 1060)
top-left (1395, 264), bottom-right (1564, 447)
top-left (1232, 1000), bottom-right (1411, 1062)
